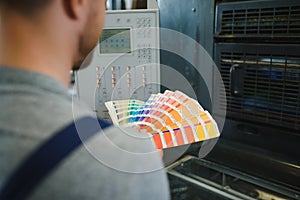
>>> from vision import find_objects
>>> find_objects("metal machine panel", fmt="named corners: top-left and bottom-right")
top-left (167, 156), bottom-right (300, 200)
top-left (76, 0), bottom-right (160, 121)
top-left (158, 0), bottom-right (215, 111)
top-left (213, 0), bottom-right (300, 195)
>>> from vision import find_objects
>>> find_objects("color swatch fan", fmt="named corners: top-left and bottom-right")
top-left (105, 90), bottom-right (220, 149)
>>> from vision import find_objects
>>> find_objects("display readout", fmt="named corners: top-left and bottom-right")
top-left (100, 29), bottom-right (131, 54)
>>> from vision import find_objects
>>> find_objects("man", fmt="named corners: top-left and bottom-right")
top-left (0, 0), bottom-right (170, 199)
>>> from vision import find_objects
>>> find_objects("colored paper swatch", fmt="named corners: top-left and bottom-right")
top-left (105, 90), bottom-right (220, 149)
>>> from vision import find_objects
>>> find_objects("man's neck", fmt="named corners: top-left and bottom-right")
top-left (0, 12), bottom-right (75, 87)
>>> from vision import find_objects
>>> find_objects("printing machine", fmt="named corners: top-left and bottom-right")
top-left (76, 0), bottom-right (300, 199)
top-left (158, 0), bottom-right (300, 199)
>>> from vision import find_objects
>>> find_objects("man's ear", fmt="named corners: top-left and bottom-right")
top-left (63, 0), bottom-right (85, 20)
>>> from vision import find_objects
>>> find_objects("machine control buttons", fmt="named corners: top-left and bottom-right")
top-left (137, 17), bottom-right (152, 27)
top-left (88, 10), bottom-right (159, 120)
top-left (142, 72), bottom-right (147, 88)
top-left (126, 72), bottom-right (131, 88)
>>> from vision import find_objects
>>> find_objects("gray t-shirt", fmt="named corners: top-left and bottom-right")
top-left (0, 66), bottom-right (170, 200)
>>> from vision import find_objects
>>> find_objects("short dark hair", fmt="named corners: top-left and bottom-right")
top-left (0, 0), bottom-right (53, 15)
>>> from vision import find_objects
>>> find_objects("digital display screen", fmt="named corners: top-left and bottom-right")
top-left (100, 29), bottom-right (131, 54)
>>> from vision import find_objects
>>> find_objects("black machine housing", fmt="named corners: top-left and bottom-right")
top-left (158, 0), bottom-right (300, 199)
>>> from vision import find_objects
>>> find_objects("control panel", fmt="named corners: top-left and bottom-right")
top-left (76, 0), bottom-right (160, 121)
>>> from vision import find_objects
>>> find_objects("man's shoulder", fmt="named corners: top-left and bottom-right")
top-left (0, 90), bottom-right (74, 138)
top-left (29, 124), bottom-right (170, 200)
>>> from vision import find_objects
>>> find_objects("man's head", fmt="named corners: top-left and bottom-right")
top-left (0, 0), bottom-right (53, 15)
top-left (0, 0), bottom-right (106, 74)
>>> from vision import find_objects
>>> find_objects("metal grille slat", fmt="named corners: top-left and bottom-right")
top-left (218, 2), bottom-right (300, 37)
top-left (219, 50), bottom-right (300, 131)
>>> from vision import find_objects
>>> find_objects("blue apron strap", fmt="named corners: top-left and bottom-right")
top-left (0, 116), bottom-right (111, 200)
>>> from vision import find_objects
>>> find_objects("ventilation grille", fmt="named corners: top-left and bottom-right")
top-left (219, 51), bottom-right (300, 131)
top-left (218, 5), bottom-right (300, 37)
